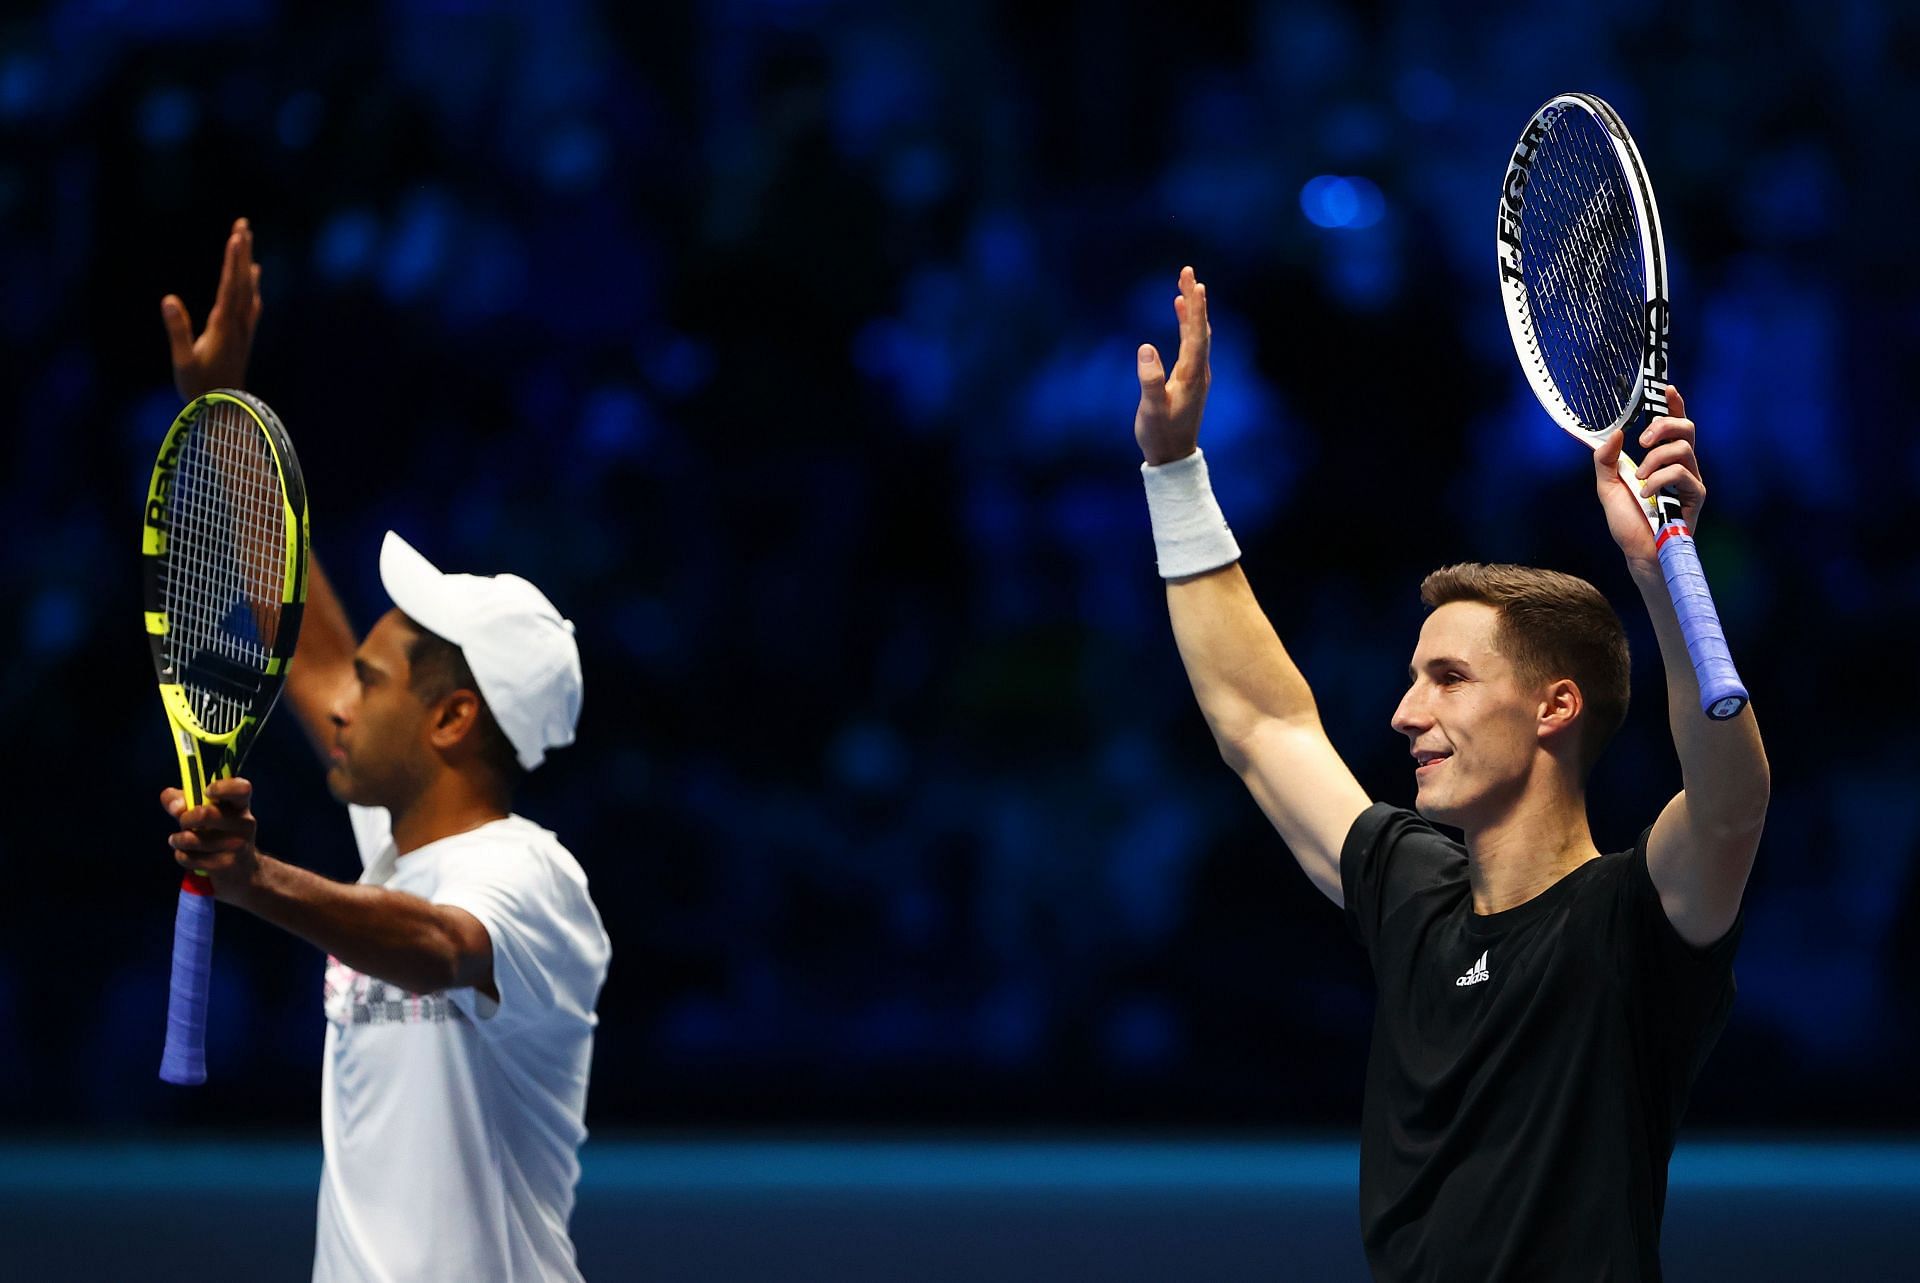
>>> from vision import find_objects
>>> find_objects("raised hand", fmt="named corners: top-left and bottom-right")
top-left (161, 218), bottom-right (263, 402)
top-left (1134, 266), bottom-right (1212, 466)
top-left (1593, 386), bottom-right (1705, 569)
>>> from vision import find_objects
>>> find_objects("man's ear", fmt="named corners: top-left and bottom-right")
top-left (1536, 677), bottom-right (1585, 753)
top-left (429, 689), bottom-right (484, 752)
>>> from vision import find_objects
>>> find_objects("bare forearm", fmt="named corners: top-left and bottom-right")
top-left (298, 557), bottom-right (355, 674)
top-left (229, 854), bottom-right (469, 994)
top-left (285, 555), bottom-right (356, 759)
top-left (1631, 562), bottom-right (1770, 829)
top-left (1168, 564), bottom-right (1324, 764)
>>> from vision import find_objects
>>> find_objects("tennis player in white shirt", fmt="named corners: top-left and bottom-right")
top-left (159, 220), bottom-right (611, 1283)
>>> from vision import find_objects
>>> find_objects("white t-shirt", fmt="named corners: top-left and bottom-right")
top-left (314, 804), bottom-right (611, 1283)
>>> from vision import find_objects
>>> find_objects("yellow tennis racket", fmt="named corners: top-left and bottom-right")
top-left (143, 390), bottom-right (309, 1084)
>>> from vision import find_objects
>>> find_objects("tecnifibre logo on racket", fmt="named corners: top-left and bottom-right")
top-left (1643, 300), bottom-right (1671, 405)
top-left (1496, 105), bottom-right (1561, 286)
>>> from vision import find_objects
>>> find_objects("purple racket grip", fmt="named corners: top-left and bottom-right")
top-left (159, 874), bottom-right (215, 1085)
top-left (1655, 521), bottom-right (1749, 721)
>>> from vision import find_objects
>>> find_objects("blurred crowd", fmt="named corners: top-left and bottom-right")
top-left (2, 0), bottom-right (1916, 1131)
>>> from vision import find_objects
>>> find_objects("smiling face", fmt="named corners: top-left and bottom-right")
top-left (325, 609), bottom-right (437, 809)
top-left (1391, 601), bottom-right (1556, 830)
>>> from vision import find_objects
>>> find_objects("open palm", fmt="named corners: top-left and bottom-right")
top-left (162, 217), bottom-right (262, 401)
top-left (1135, 266), bottom-right (1212, 466)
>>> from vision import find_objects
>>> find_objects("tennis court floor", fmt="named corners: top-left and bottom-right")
top-left (4, 1138), bottom-right (1914, 1280)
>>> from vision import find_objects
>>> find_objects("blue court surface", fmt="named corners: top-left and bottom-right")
top-left (3, 1137), bottom-right (1916, 1280)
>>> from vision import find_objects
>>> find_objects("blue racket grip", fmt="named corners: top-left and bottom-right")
top-left (1654, 520), bottom-right (1749, 721)
top-left (159, 874), bottom-right (215, 1085)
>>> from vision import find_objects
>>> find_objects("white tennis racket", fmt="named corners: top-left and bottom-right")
top-left (1497, 92), bottom-right (1747, 720)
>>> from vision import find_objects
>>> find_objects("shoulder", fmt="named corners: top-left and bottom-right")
top-left (1343, 802), bottom-right (1467, 873)
top-left (1577, 845), bottom-right (1637, 892)
top-left (1626, 823), bottom-right (1744, 957)
top-left (496, 816), bottom-right (592, 890)
top-left (1551, 847), bottom-right (1636, 933)
top-left (428, 818), bottom-right (602, 925)
top-left (1570, 827), bottom-right (1742, 983)
top-left (1341, 803), bottom-right (1468, 949)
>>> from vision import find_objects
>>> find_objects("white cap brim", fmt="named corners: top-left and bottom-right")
top-left (380, 532), bottom-right (472, 646)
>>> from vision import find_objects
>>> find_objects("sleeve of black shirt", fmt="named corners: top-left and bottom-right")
top-left (1341, 803), bottom-right (1469, 959)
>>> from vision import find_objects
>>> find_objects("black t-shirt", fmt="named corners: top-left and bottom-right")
top-left (1341, 803), bottom-right (1742, 1283)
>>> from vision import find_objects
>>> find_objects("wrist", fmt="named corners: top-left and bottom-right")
top-left (1141, 448), bottom-right (1241, 579)
top-left (216, 849), bottom-right (270, 909)
top-left (1624, 554), bottom-right (1664, 592)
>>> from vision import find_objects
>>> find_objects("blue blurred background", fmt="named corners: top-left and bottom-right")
top-left (2, 0), bottom-right (1917, 1276)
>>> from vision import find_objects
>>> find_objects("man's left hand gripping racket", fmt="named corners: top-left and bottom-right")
top-left (143, 390), bottom-right (310, 1084)
top-left (1497, 92), bottom-right (1748, 721)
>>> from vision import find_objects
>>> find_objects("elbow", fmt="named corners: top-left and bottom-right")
top-left (1736, 760), bottom-right (1773, 831)
top-left (1213, 714), bottom-right (1308, 781)
top-left (1683, 747), bottom-right (1770, 837)
top-left (369, 956), bottom-right (461, 997)
top-left (436, 933), bottom-right (478, 994)
top-left (1212, 723), bottom-right (1259, 777)
top-left (395, 956), bottom-right (463, 998)
top-left (436, 909), bottom-right (496, 995)
top-left (406, 923), bottom-right (469, 995)
top-left (1745, 740), bottom-right (1773, 817)
top-left (1700, 791), bottom-right (1770, 849)
top-left (431, 953), bottom-right (467, 995)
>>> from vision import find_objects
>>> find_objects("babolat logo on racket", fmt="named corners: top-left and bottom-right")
top-left (145, 427), bottom-right (188, 533)
top-left (145, 397), bottom-right (208, 535)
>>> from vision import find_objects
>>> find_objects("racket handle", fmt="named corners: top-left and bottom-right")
top-left (1654, 520), bottom-right (1749, 721)
top-left (159, 873), bottom-right (216, 1085)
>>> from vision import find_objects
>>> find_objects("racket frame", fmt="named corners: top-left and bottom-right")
top-left (1499, 93), bottom-right (1671, 454)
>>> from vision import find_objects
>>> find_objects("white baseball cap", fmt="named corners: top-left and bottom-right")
top-left (378, 531), bottom-right (582, 771)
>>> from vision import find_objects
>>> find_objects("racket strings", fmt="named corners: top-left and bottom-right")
top-left (161, 401), bottom-right (288, 734)
top-left (1517, 108), bottom-right (1646, 432)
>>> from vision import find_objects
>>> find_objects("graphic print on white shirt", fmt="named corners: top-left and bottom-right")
top-left (322, 956), bottom-right (451, 1027)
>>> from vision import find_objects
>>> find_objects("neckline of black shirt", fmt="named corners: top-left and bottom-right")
top-left (1458, 847), bottom-right (1615, 940)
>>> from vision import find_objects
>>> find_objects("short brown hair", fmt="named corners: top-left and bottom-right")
top-left (401, 618), bottom-right (527, 793)
top-left (1419, 563), bottom-right (1630, 774)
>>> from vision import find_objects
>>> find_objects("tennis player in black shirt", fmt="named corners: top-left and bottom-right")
top-left (1134, 268), bottom-right (1769, 1282)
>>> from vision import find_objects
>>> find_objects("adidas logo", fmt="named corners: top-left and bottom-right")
top-left (1454, 951), bottom-right (1491, 987)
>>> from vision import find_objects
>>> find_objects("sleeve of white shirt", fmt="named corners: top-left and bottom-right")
top-left (430, 838), bottom-right (609, 1037)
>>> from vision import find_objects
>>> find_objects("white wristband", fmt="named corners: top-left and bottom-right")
top-left (1141, 448), bottom-right (1241, 579)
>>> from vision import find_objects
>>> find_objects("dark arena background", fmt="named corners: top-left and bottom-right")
top-left (4, 2), bottom-right (1918, 1279)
